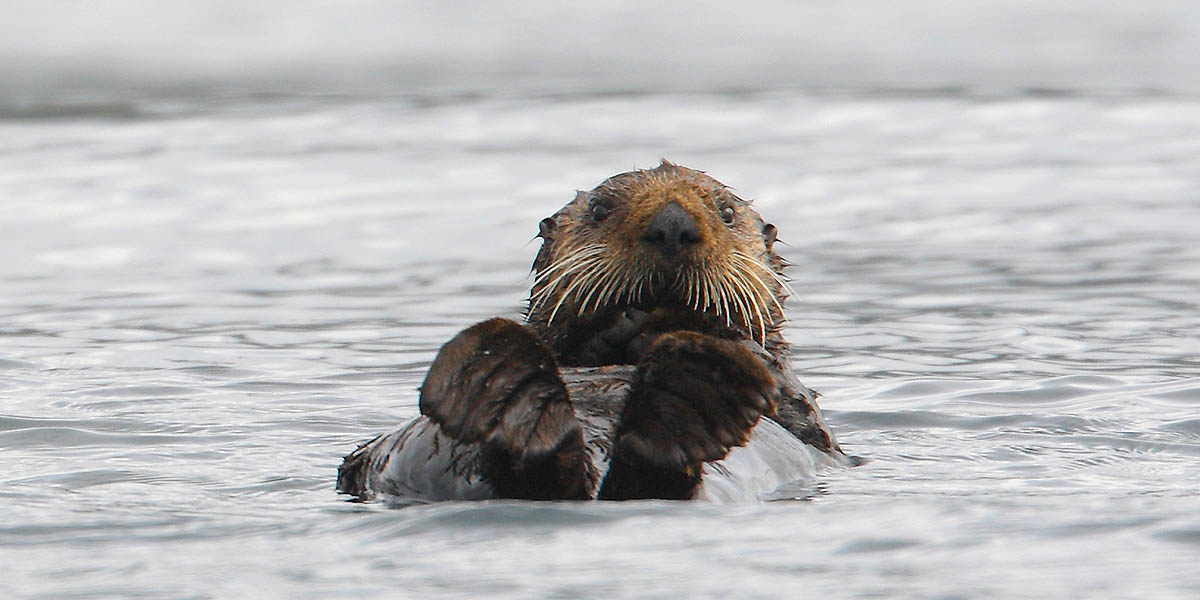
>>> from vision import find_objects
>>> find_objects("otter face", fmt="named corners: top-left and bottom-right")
top-left (528, 161), bottom-right (791, 365)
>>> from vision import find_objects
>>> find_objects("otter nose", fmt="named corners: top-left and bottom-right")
top-left (641, 203), bottom-right (700, 256)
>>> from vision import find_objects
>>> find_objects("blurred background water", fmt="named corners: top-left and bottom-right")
top-left (2, 2), bottom-right (1199, 599)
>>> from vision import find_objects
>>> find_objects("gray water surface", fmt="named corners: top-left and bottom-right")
top-left (2, 92), bottom-right (1200, 598)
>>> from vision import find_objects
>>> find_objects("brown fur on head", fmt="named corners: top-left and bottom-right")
top-left (527, 160), bottom-right (792, 365)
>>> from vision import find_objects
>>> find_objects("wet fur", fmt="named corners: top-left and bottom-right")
top-left (528, 161), bottom-right (792, 365)
top-left (338, 161), bottom-right (843, 502)
top-left (525, 161), bottom-right (838, 453)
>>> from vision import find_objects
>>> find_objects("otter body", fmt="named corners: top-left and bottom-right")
top-left (338, 162), bottom-right (848, 502)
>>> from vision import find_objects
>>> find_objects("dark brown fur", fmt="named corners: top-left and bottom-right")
top-left (337, 161), bottom-right (842, 502)
top-left (598, 331), bottom-right (781, 500)
top-left (527, 160), bottom-right (839, 453)
top-left (528, 161), bottom-right (790, 366)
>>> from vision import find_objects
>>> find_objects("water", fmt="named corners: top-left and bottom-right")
top-left (2, 90), bottom-right (1198, 599)
top-left (4, 3), bottom-right (1200, 597)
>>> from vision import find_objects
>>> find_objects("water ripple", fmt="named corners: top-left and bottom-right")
top-left (3, 91), bottom-right (1200, 598)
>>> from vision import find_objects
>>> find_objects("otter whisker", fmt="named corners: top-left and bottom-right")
top-left (531, 266), bottom-right (587, 311)
top-left (546, 284), bottom-right (582, 326)
top-left (547, 263), bottom-right (608, 326)
top-left (724, 273), bottom-right (756, 343)
top-left (771, 268), bottom-right (797, 300)
top-left (745, 250), bottom-right (797, 300)
top-left (732, 249), bottom-right (793, 299)
top-left (577, 261), bottom-right (620, 316)
top-left (530, 253), bottom-right (607, 314)
top-left (338, 163), bottom-right (849, 503)
top-left (601, 265), bottom-right (634, 309)
top-left (531, 179), bottom-right (792, 351)
top-left (731, 269), bottom-right (768, 345)
top-left (724, 276), bottom-right (743, 331)
top-left (713, 272), bottom-right (733, 328)
top-left (697, 268), bottom-right (716, 318)
top-left (731, 250), bottom-right (788, 324)
top-left (728, 253), bottom-right (783, 326)
top-left (586, 260), bottom-right (624, 313)
top-left (533, 249), bottom-right (595, 280)
top-left (589, 263), bottom-right (627, 314)
top-left (681, 266), bottom-right (700, 311)
top-left (530, 255), bottom-right (589, 302)
top-left (532, 244), bottom-right (605, 287)
top-left (682, 268), bottom-right (695, 310)
top-left (718, 273), bottom-right (733, 327)
top-left (531, 245), bottom-right (606, 302)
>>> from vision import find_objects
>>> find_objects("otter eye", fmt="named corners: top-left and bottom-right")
top-left (590, 202), bottom-right (611, 223)
top-left (720, 205), bottom-right (736, 225)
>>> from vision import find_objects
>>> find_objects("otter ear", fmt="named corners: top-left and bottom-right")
top-left (762, 223), bottom-right (778, 250)
top-left (533, 218), bottom-right (556, 273)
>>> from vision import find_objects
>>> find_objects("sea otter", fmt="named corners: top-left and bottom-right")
top-left (337, 161), bottom-right (848, 502)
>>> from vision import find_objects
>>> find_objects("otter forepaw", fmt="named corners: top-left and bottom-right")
top-left (597, 331), bottom-right (780, 500)
top-left (419, 318), bottom-right (591, 500)
top-left (570, 308), bottom-right (652, 365)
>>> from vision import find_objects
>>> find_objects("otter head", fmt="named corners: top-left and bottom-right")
top-left (527, 161), bottom-right (791, 367)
